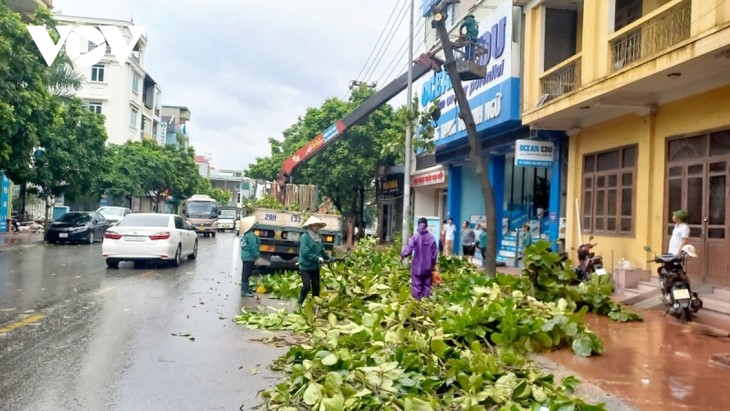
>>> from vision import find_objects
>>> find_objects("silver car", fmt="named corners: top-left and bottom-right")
top-left (96, 206), bottom-right (133, 226)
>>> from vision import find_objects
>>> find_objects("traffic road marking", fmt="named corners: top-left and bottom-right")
top-left (0, 314), bottom-right (45, 334)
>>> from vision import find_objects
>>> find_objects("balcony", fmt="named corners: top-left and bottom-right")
top-left (540, 54), bottom-right (582, 101)
top-left (610, 1), bottom-right (691, 72)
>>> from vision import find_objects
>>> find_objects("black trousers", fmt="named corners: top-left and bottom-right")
top-left (298, 268), bottom-right (321, 305)
top-left (241, 261), bottom-right (255, 294)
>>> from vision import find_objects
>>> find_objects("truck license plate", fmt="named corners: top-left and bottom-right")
top-left (673, 288), bottom-right (691, 300)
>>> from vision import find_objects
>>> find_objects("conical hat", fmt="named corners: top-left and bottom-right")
top-left (302, 216), bottom-right (326, 229)
top-left (240, 216), bottom-right (256, 233)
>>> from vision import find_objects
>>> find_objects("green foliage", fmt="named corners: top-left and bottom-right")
top-left (100, 140), bottom-right (206, 205)
top-left (207, 187), bottom-right (232, 205)
top-left (234, 238), bottom-right (644, 410)
top-left (30, 98), bottom-right (108, 202)
top-left (246, 85), bottom-right (406, 213)
top-left (0, 4), bottom-right (54, 180)
top-left (521, 241), bottom-right (642, 322)
top-left (243, 196), bottom-right (285, 215)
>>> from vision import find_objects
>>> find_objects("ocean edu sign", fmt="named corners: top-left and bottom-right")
top-left (419, 2), bottom-right (520, 147)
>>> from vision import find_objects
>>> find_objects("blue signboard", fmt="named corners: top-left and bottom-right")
top-left (422, 0), bottom-right (439, 17)
top-left (323, 124), bottom-right (338, 142)
top-left (0, 174), bottom-right (10, 232)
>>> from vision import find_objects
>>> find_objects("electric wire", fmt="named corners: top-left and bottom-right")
top-left (352, 0), bottom-right (405, 84)
top-left (362, 0), bottom-right (411, 83)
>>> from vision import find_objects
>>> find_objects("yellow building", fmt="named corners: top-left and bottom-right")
top-left (518, 0), bottom-right (730, 286)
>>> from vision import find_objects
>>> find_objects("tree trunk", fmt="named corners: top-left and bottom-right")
top-left (18, 182), bottom-right (27, 221)
top-left (433, 6), bottom-right (497, 276)
top-left (44, 195), bottom-right (51, 229)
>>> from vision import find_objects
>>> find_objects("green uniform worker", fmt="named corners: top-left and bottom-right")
top-left (240, 216), bottom-right (260, 297)
top-left (460, 14), bottom-right (479, 60)
top-left (298, 216), bottom-right (333, 306)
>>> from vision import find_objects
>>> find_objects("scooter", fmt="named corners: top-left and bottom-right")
top-left (10, 217), bottom-right (20, 233)
top-left (574, 236), bottom-right (606, 281)
top-left (645, 244), bottom-right (702, 322)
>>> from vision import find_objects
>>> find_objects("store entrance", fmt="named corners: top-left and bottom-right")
top-left (504, 154), bottom-right (551, 237)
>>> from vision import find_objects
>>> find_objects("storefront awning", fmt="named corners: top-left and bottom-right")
top-left (411, 166), bottom-right (447, 187)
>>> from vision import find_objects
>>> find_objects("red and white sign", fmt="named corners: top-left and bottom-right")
top-left (411, 168), bottom-right (446, 187)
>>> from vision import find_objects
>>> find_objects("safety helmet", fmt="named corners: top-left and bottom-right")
top-left (681, 244), bottom-right (698, 258)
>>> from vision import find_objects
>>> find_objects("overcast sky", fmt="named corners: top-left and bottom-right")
top-left (53, 0), bottom-right (423, 172)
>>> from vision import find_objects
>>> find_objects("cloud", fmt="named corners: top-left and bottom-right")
top-left (53, 0), bottom-right (413, 172)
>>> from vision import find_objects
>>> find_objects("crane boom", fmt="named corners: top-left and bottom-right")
top-left (277, 53), bottom-right (443, 198)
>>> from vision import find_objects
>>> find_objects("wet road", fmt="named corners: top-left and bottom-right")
top-left (0, 234), bottom-right (285, 411)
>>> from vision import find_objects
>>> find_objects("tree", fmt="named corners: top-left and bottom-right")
top-left (31, 98), bottom-right (108, 224)
top-left (208, 188), bottom-right (232, 205)
top-left (432, 2), bottom-right (497, 275)
top-left (246, 85), bottom-right (405, 214)
top-left (0, 3), bottom-right (54, 212)
top-left (100, 140), bottom-right (208, 210)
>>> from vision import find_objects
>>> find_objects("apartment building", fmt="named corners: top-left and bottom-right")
top-left (160, 105), bottom-right (191, 148)
top-left (518, 0), bottom-right (730, 285)
top-left (414, 0), bottom-right (567, 263)
top-left (54, 15), bottom-right (162, 145)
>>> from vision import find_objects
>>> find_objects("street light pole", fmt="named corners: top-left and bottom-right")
top-left (402, 0), bottom-right (415, 248)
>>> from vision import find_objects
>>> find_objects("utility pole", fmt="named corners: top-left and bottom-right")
top-left (402, 0), bottom-right (415, 248)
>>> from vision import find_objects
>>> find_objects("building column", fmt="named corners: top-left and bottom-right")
top-left (548, 133), bottom-right (563, 246)
top-left (489, 155), bottom-right (506, 248)
top-left (446, 165), bottom-right (462, 253)
top-left (636, 109), bottom-right (658, 265)
top-left (565, 128), bottom-right (582, 249)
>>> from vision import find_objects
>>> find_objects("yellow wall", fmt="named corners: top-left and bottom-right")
top-left (566, 84), bottom-right (730, 273)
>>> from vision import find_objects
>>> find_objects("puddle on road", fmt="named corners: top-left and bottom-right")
top-left (544, 311), bottom-right (730, 411)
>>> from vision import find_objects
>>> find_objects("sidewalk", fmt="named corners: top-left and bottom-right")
top-left (544, 309), bottom-right (730, 411)
top-left (0, 232), bottom-right (44, 249)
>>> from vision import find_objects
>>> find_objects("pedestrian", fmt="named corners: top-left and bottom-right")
top-left (401, 217), bottom-right (438, 300)
top-left (239, 216), bottom-right (259, 298)
top-left (318, 196), bottom-right (337, 214)
top-left (474, 224), bottom-right (484, 248)
top-left (439, 219), bottom-right (447, 254)
top-left (298, 216), bottom-right (333, 307)
top-left (668, 210), bottom-right (690, 255)
top-left (519, 224), bottom-right (533, 268)
top-left (444, 218), bottom-right (456, 256)
top-left (461, 221), bottom-right (476, 264)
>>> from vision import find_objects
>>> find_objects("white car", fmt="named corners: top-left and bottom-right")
top-left (96, 206), bottom-right (133, 226)
top-left (101, 213), bottom-right (198, 268)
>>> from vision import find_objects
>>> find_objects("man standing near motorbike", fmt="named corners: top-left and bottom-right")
top-left (668, 210), bottom-right (690, 256)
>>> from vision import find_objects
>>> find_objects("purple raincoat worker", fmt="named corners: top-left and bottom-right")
top-left (401, 217), bottom-right (438, 300)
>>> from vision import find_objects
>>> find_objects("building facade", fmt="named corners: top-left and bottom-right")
top-left (518, 0), bottom-right (730, 285)
top-left (54, 15), bottom-right (161, 145)
top-left (416, 0), bottom-right (568, 264)
top-left (7, 0), bottom-right (52, 20)
top-left (161, 105), bottom-right (191, 147)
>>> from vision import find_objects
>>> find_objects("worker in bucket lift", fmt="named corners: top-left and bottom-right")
top-left (459, 14), bottom-right (479, 61)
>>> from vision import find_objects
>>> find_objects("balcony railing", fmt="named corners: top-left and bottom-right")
top-left (540, 53), bottom-right (582, 100)
top-left (610, 3), bottom-right (691, 72)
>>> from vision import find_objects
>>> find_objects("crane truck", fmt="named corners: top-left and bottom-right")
top-left (250, 53), bottom-right (444, 271)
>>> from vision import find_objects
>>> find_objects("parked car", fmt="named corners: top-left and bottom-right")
top-left (45, 212), bottom-right (111, 244)
top-left (101, 213), bottom-right (198, 268)
top-left (96, 206), bottom-right (133, 226)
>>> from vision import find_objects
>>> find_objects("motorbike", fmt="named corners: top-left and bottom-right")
top-left (645, 244), bottom-right (702, 322)
top-left (10, 217), bottom-right (20, 233)
top-left (573, 236), bottom-right (606, 282)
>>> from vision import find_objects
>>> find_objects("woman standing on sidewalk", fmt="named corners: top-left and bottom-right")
top-left (239, 216), bottom-right (259, 298)
top-left (297, 216), bottom-right (333, 307)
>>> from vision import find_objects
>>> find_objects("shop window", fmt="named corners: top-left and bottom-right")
top-left (582, 145), bottom-right (637, 236)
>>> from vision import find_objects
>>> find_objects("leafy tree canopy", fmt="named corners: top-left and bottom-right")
top-left (246, 86), bottom-right (437, 213)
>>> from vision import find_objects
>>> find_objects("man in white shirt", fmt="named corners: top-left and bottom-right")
top-left (668, 210), bottom-right (690, 255)
top-left (443, 218), bottom-right (456, 256)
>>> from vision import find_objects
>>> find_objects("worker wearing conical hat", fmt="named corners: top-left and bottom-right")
top-left (297, 216), bottom-right (333, 306)
top-left (239, 216), bottom-right (259, 297)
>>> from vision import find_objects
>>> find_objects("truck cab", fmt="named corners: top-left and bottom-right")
top-left (246, 208), bottom-right (342, 270)
top-left (182, 195), bottom-right (220, 237)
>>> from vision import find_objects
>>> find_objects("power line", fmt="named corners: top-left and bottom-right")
top-left (362, 0), bottom-right (411, 83)
top-left (352, 0), bottom-right (405, 83)
top-left (376, 20), bottom-right (432, 88)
